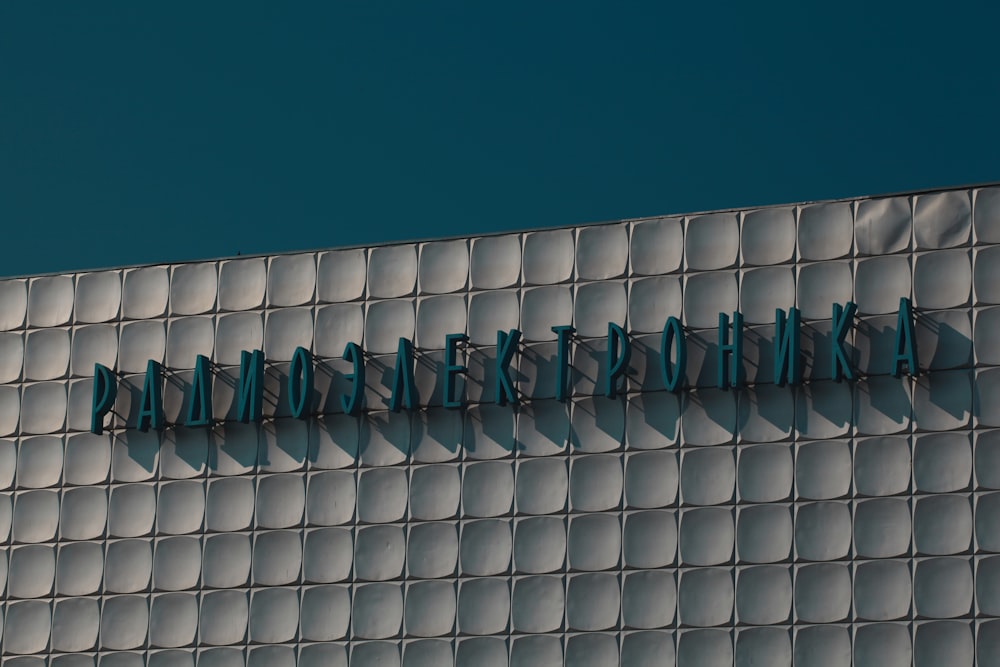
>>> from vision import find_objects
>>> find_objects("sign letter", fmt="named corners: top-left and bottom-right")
top-left (341, 342), bottom-right (365, 415)
top-left (892, 297), bottom-right (919, 377)
top-left (390, 338), bottom-right (417, 412)
top-left (443, 334), bottom-right (468, 409)
top-left (717, 311), bottom-right (744, 389)
top-left (186, 354), bottom-right (213, 427)
top-left (606, 322), bottom-right (631, 399)
top-left (91, 363), bottom-right (117, 435)
top-left (660, 316), bottom-right (686, 393)
top-left (831, 301), bottom-right (857, 382)
top-left (552, 325), bottom-right (575, 402)
top-left (288, 346), bottom-right (314, 419)
top-left (495, 329), bottom-right (521, 406)
top-left (237, 349), bottom-right (265, 423)
top-left (774, 307), bottom-right (802, 387)
top-left (137, 360), bottom-right (163, 432)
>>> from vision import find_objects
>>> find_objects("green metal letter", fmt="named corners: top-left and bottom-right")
top-left (495, 329), bottom-right (521, 406)
top-left (717, 311), bottom-right (744, 389)
top-left (91, 363), bottom-right (117, 435)
top-left (137, 359), bottom-right (163, 432)
top-left (237, 349), bottom-right (265, 423)
top-left (892, 297), bottom-right (919, 377)
top-left (552, 325), bottom-right (575, 402)
top-left (605, 322), bottom-right (631, 399)
top-left (288, 346), bottom-right (314, 419)
top-left (831, 301), bottom-right (857, 382)
top-left (660, 316), bottom-right (686, 393)
top-left (185, 354), bottom-right (213, 427)
top-left (774, 307), bottom-right (802, 387)
top-left (341, 342), bottom-right (365, 415)
top-left (442, 334), bottom-right (468, 409)
top-left (389, 338), bottom-right (417, 412)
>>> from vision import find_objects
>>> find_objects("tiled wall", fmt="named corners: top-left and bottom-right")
top-left (0, 187), bottom-right (997, 665)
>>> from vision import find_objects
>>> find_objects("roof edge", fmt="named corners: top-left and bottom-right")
top-left (6, 180), bottom-right (998, 281)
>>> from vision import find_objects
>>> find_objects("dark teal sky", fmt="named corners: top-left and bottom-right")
top-left (1, 3), bottom-right (997, 277)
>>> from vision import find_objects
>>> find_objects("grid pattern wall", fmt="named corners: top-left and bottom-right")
top-left (0, 188), bottom-right (997, 665)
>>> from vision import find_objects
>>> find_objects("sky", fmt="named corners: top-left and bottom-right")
top-left (0, 3), bottom-right (998, 277)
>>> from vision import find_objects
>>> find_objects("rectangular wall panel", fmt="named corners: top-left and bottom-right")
top-left (0, 186), bottom-right (995, 665)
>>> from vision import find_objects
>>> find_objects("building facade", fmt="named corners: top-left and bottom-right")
top-left (0, 186), bottom-right (996, 665)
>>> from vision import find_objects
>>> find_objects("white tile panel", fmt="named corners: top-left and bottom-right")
top-left (165, 316), bottom-right (214, 369)
top-left (628, 276), bottom-right (681, 334)
top-left (123, 267), bottom-right (169, 320)
top-left (56, 542), bottom-right (104, 596)
top-left (686, 213), bottom-right (739, 270)
top-left (368, 245), bottom-right (417, 299)
top-left (683, 272), bottom-right (737, 329)
top-left (418, 239), bottom-right (468, 294)
top-left (742, 207), bottom-right (795, 266)
top-left (169, 263), bottom-right (217, 316)
top-left (0, 279), bottom-right (28, 331)
top-left (512, 517), bottom-right (564, 575)
top-left (856, 197), bottom-right (910, 256)
top-left (976, 187), bottom-right (1000, 242)
top-left (520, 285), bottom-right (572, 342)
top-left (914, 190), bottom-right (971, 249)
top-left (415, 295), bottom-right (465, 348)
top-left (523, 230), bottom-right (573, 285)
top-left (217, 258), bottom-right (266, 312)
top-left (318, 248), bottom-right (367, 303)
top-left (467, 290), bottom-right (518, 346)
top-left (631, 217), bottom-right (683, 276)
top-left (28, 276), bottom-right (73, 328)
top-left (574, 281), bottom-right (626, 338)
top-left (470, 235), bottom-right (520, 290)
top-left (577, 224), bottom-right (627, 280)
top-left (267, 254), bottom-right (315, 307)
top-left (74, 271), bottom-right (121, 323)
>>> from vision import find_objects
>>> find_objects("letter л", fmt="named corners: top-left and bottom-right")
top-left (389, 338), bottom-right (417, 412)
top-left (185, 354), bottom-right (213, 427)
top-left (892, 297), bottom-right (919, 377)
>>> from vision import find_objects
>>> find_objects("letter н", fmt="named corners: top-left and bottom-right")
top-left (717, 311), bottom-right (744, 389)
